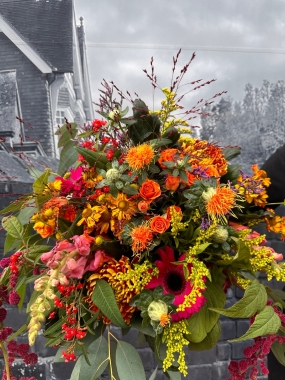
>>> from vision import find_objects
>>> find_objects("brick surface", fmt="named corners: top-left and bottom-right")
top-left (216, 342), bottom-right (231, 361)
top-left (220, 319), bottom-right (237, 340)
top-left (231, 340), bottom-right (254, 360)
top-left (212, 361), bottom-right (230, 380)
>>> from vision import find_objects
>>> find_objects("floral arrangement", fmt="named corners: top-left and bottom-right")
top-left (1, 52), bottom-right (285, 380)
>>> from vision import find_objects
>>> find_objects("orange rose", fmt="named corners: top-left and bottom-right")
top-left (165, 174), bottom-right (180, 191)
top-left (139, 179), bottom-right (161, 201)
top-left (158, 148), bottom-right (179, 169)
top-left (180, 171), bottom-right (196, 187)
top-left (150, 216), bottom-right (170, 233)
top-left (138, 200), bottom-right (150, 213)
top-left (166, 205), bottom-right (182, 220)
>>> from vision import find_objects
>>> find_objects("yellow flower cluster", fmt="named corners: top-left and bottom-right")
top-left (150, 88), bottom-right (182, 134)
top-left (115, 261), bottom-right (159, 292)
top-left (178, 255), bottom-right (209, 312)
top-left (162, 320), bottom-right (189, 376)
top-left (168, 206), bottom-right (188, 238)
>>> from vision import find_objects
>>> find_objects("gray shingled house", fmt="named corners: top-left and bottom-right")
top-left (0, 0), bottom-right (94, 162)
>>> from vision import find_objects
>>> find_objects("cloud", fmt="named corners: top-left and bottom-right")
top-left (74, 0), bottom-right (285, 122)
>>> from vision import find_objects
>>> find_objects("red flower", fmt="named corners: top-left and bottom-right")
top-left (145, 246), bottom-right (206, 322)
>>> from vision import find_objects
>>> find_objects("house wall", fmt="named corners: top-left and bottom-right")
top-left (0, 32), bottom-right (55, 157)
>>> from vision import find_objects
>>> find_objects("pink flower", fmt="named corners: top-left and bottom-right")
top-left (72, 234), bottom-right (93, 256)
top-left (61, 256), bottom-right (88, 279)
top-left (56, 167), bottom-right (83, 195)
top-left (84, 250), bottom-right (111, 273)
top-left (145, 246), bottom-right (206, 322)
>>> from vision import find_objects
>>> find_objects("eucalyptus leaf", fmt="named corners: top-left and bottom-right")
top-left (91, 280), bottom-right (128, 328)
top-left (80, 336), bottom-right (109, 380)
top-left (116, 340), bottom-right (146, 380)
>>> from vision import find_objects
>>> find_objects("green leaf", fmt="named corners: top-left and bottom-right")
top-left (188, 321), bottom-right (221, 351)
top-left (70, 355), bottom-right (83, 380)
top-left (210, 280), bottom-right (267, 318)
top-left (271, 341), bottom-right (285, 366)
top-left (79, 336), bottom-right (109, 380)
top-left (44, 317), bottom-right (68, 337)
top-left (6, 324), bottom-right (27, 342)
top-left (4, 233), bottom-right (20, 254)
top-left (58, 140), bottom-right (79, 175)
top-left (33, 169), bottom-right (51, 195)
top-left (122, 185), bottom-right (138, 195)
top-left (116, 340), bottom-right (146, 380)
top-left (57, 123), bottom-right (78, 147)
top-left (76, 147), bottom-right (108, 169)
top-left (91, 280), bottom-right (128, 328)
top-left (230, 306), bottom-right (281, 342)
top-left (148, 367), bottom-right (158, 380)
top-left (166, 370), bottom-right (181, 380)
top-left (17, 203), bottom-right (37, 225)
top-left (130, 318), bottom-right (155, 338)
top-left (185, 280), bottom-right (226, 343)
top-left (222, 147), bottom-right (241, 161)
top-left (17, 282), bottom-right (26, 311)
top-left (0, 194), bottom-right (31, 215)
top-left (2, 216), bottom-right (24, 240)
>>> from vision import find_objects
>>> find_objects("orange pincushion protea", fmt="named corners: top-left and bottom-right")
top-left (86, 256), bottom-right (138, 324)
top-left (182, 139), bottom-right (228, 176)
top-left (203, 186), bottom-right (237, 222)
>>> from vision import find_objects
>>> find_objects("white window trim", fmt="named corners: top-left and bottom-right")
top-left (0, 14), bottom-right (53, 74)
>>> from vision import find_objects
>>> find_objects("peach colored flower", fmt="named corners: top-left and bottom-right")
top-left (165, 174), bottom-right (180, 191)
top-left (150, 216), bottom-right (170, 234)
top-left (139, 179), bottom-right (161, 201)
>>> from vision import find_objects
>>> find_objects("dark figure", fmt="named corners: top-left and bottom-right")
top-left (261, 143), bottom-right (285, 204)
top-left (261, 143), bottom-right (285, 379)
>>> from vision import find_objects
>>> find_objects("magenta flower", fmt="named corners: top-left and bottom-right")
top-left (145, 246), bottom-right (206, 322)
top-left (56, 167), bottom-right (83, 195)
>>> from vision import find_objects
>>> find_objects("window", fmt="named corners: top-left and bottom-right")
top-left (56, 110), bottom-right (65, 126)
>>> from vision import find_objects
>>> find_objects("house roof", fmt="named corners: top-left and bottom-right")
top-left (0, 0), bottom-right (74, 73)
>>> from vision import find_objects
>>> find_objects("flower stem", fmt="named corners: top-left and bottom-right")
top-left (0, 341), bottom-right (11, 380)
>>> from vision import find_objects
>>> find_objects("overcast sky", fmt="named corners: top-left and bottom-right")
top-left (74, 0), bottom-right (285, 121)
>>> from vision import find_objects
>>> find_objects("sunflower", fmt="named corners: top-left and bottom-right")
top-left (145, 246), bottom-right (206, 322)
top-left (109, 193), bottom-right (137, 221)
top-left (126, 143), bottom-right (155, 171)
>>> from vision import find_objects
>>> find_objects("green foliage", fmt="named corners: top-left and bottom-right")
top-left (230, 306), bottom-right (281, 342)
top-left (116, 340), bottom-right (146, 380)
top-left (91, 280), bottom-right (128, 328)
top-left (185, 280), bottom-right (226, 343)
top-left (2, 216), bottom-right (24, 240)
top-left (76, 147), bottom-right (108, 169)
top-left (128, 99), bottom-right (161, 145)
top-left (58, 140), bottom-right (80, 175)
top-left (210, 280), bottom-right (267, 318)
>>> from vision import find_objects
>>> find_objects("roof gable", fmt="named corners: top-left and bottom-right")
top-left (0, 0), bottom-right (74, 73)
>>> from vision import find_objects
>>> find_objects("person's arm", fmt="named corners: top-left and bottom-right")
top-left (261, 143), bottom-right (285, 204)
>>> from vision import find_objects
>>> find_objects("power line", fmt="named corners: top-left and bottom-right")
top-left (83, 43), bottom-right (285, 55)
